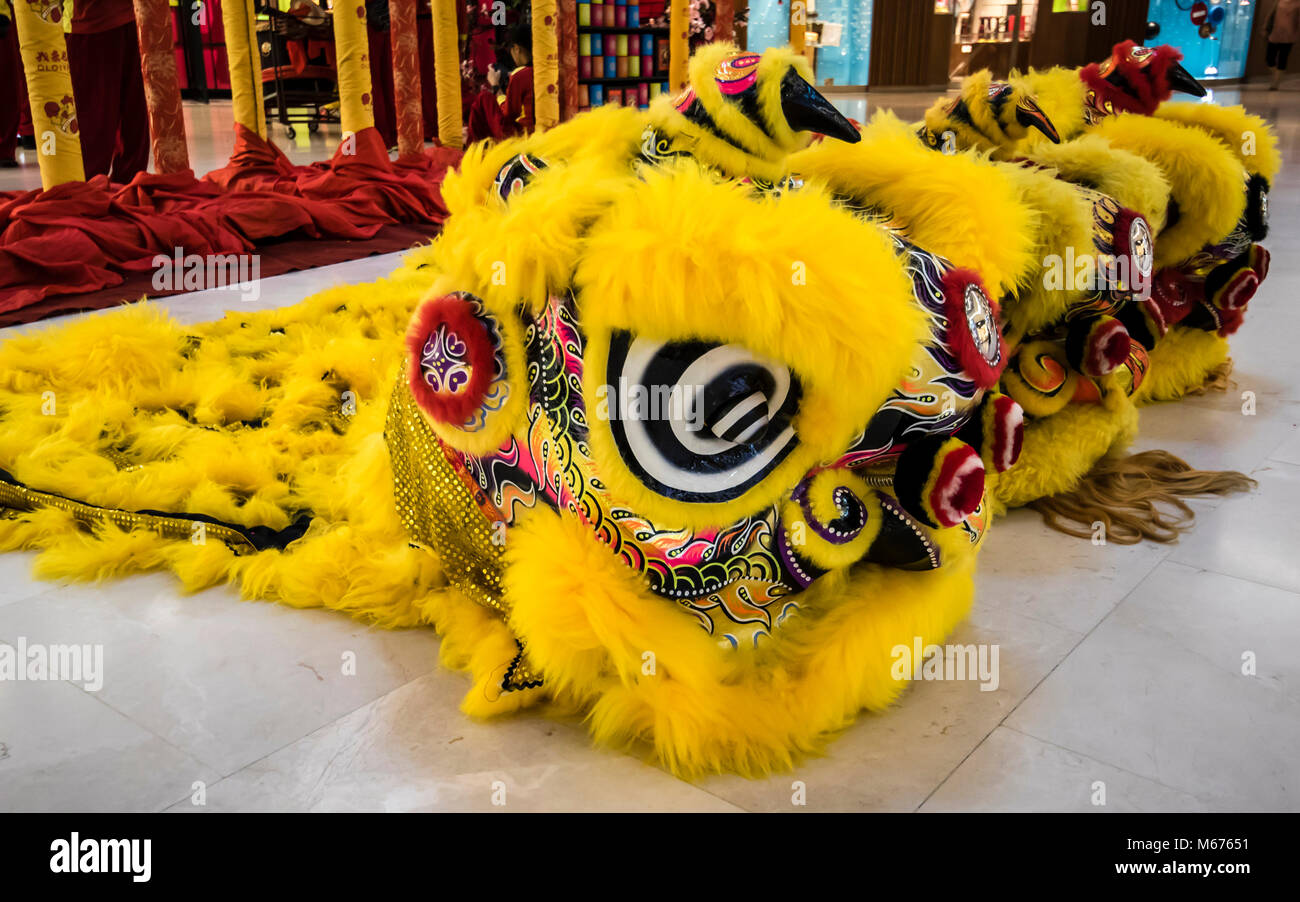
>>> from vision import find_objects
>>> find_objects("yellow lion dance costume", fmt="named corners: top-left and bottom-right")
top-left (0, 41), bottom-right (1272, 774)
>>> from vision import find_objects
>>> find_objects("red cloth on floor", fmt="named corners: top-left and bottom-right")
top-left (66, 21), bottom-right (150, 182)
top-left (0, 126), bottom-right (461, 319)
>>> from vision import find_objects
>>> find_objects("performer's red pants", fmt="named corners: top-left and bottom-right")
top-left (66, 22), bottom-right (150, 182)
top-left (416, 15), bottom-right (439, 142)
top-left (0, 21), bottom-right (21, 161)
top-left (368, 25), bottom-right (397, 149)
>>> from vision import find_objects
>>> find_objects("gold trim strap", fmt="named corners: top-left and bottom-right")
top-left (0, 477), bottom-right (260, 554)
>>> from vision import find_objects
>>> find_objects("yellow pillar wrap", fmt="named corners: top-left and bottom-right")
top-left (430, 0), bottom-right (462, 148)
top-left (12, 0), bottom-right (84, 188)
top-left (333, 0), bottom-right (376, 136)
top-left (668, 0), bottom-right (689, 93)
top-left (790, 1), bottom-right (807, 54)
top-left (222, 0), bottom-right (266, 138)
top-left (531, 0), bottom-right (559, 131)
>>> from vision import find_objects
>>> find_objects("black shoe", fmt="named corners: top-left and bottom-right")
top-left (18, 134), bottom-right (35, 150)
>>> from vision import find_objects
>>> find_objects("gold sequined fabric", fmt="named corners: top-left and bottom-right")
top-left (0, 478), bottom-right (259, 554)
top-left (385, 362), bottom-right (542, 691)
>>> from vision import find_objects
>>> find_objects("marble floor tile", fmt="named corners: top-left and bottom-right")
top-left (0, 551), bottom-right (53, 610)
top-left (172, 674), bottom-right (741, 813)
top-left (0, 677), bottom-right (218, 813)
top-left (1006, 561), bottom-right (1300, 811)
top-left (1168, 462), bottom-right (1300, 595)
top-left (920, 727), bottom-right (1210, 813)
top-left (0, 572), bottom-right (443, 777)
top-left (975, 507), bottom-right (1174, 636)
top-left (691, 604), bottom-right (1082, 812)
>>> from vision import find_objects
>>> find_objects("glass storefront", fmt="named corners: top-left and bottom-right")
top-left (747, 0), bottom-right (875, 87)
top-left (1147, 0), bottom-right (1258, 80)
top-left (946, 0), bottom-right (1038, 82)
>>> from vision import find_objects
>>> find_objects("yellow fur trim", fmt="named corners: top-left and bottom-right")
top-left (992, 385), bottom-right (1137, 512)
top-left (926, 71), bottom-right (1004, 152)
top-left (504, 504), bottom-right (976, 776)
top-left (1014, 66), bottom-right (1088, 146)
top-left (1021, 133), bottom-right (1171, 228)
top-left (1091, 112), bottom-right (1246, 268)
top-left (1001, 341), bottom-right (1078, 418)
top-left (994, 163), bottom-right (1100, 338)
top-left (778, 470), bottom-right (882, 570)
top-left (1135, 325), bottom-right (1230, 404)
top-left (423, 123), bottom-right (646, 317)
top-left (576, 160), bottom-right (924, 527)
top-left (1154, 102), bottom-right (1281, 181)
top-left (792, 111), bottom-right (1040, 296)
top-left (645, 44), bottom-right (814, 182)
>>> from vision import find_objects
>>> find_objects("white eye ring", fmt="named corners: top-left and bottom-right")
top-left (604, 333), bottom-right (801, 503)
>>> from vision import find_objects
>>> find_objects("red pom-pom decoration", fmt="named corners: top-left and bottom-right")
top-left (405, 293), bottom-right (496, 426)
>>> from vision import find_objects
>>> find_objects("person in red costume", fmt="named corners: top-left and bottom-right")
top-left (464, 23), bottom-right (533, 144)
top-left (465, 0), bottom-right (498, 77)
top-left (65, 0), bottom-right (149, 182)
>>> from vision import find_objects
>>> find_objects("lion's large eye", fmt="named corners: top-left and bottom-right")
top-left (603, 331), bottom-right (802, 503)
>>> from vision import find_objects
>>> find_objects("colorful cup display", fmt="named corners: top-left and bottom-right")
top-left (608, 88), bottom-right (623, 106)
top-left (615, 5), bottom-right (626, 26)
top-left (628, 5), bottom-right (639, 27)
top-left (603, 3), bottom-right (615, 25)
top-left (641, 54), bottom-right (654, 77)
top-left (616, 34), bottom-right (628, 56)
top-left (590, 84), bottom-right (604, 105)
top-left (579, 56), bottom-right (592, 79)
top-left (578, 3), bottom-right (590, 26)
top-left (638, 82), bottom-right (650, 107)
top-left (604, 34), bottom-right (617, 56)
top-left (579, 34), bottom-right (591, 55)
top-left (616, 55), bottom-right (628, 77)
top-left (604, 55), bottom-right (617, 78)
top-left (628, 55), bottom-right (640, 77)
top-left (642, 33), bottom-right (654, 55)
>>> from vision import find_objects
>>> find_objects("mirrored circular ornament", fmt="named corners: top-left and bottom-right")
top-left (964, 283), bottom-right (1001, 367)
top-left (1129, 216), bottom-right (1154, 281)
top-left (938, 269), bottom-right (1006, 390)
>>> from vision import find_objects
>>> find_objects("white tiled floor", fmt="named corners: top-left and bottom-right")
top-left (1, 87), bottom-right (1299, 812)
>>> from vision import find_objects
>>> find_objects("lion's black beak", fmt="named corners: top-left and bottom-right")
top-left (1016, 102), bottom-right (1061, 143)
top-left (1167, 62), bottom-right (1208, 98)
top-left (780, 68), bottom-right (860, 144)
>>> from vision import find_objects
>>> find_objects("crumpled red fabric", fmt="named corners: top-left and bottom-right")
top-left (0, 125), bottom-right (461, 319)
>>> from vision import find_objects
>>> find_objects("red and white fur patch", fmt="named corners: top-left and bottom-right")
top-left (1083, 317), bottom-right (1131, 378)
top-left (928, 443), bottom-right (986, 529)
top-left (990, 395), bottom-right (1024, 473)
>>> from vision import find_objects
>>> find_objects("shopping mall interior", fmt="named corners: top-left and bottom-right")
top-left (0, 0), bottom-right (1297, 816)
